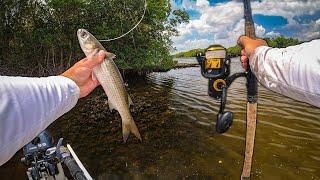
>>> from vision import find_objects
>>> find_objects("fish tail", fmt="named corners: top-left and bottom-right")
top-left (122, 117), bottom-right (142, 142)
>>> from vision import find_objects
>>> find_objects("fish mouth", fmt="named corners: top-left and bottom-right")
top-left (77, 29), bottom-right (87, 39)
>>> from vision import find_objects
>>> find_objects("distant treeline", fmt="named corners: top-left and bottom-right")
top-left (173, 36), bottom-right (301, 58)
top-left (0, 0), bottom-right (189, 76)
top-left (173, 48), bottom-right (204, 58)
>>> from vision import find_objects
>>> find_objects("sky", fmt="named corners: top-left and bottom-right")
top-left (171, 0), bottom-right (320, 52)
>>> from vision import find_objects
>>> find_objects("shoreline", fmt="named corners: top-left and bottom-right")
top-left (173, 62), bottom-right (199, 69)
top-left (121, 61), bottom-right (199, 77)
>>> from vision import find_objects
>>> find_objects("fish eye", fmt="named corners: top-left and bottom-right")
top-left (81, 31), bottom-right (87, 38)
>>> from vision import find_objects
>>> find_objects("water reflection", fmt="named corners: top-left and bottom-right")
top-left (147, 58), bottom-right (320, 179)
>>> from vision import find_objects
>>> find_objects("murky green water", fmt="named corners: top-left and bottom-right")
top-left (1, 58), bottom-right (320, 179)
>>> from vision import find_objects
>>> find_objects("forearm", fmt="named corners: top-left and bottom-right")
top-left (0, 76), bottom-right (80, 165)
top-left (249, 40), bottom-right (320, 107)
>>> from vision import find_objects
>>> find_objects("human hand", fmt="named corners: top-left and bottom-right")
top-left (237, 36), bottom-right (268, 70)
top-left (61, 50), bottom-right (105, 98)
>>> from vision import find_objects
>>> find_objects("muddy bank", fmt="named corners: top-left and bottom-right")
top-left (0, 76), bottom-right (178, 179)
top-left (49, 84), bottom-right (175, 173)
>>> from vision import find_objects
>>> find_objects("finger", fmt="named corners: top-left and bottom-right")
top-left (83, 50), bottom-right (106, 69)
top-left (237, 35), bottom-right (246, 48)
top-left (88, 78), bottom-right (100, 91)
top-left (87, 49), bottom-right (99, 59)
top-left (77, 49), bottom-right (98, 67)
top-left (94, 79), bottom-right (100, 87)
top-left (241, 49), bottom-right (247, 56)
top-left (97, 50), bottom-right (106, 62)
top-left (241, 55), bottom-right (248, 63)
top-left (92, 73), bottom-right (100, 86)
top-left (242, 62), bottom-right (248, 69)
top-left (257, 39), bottom-right (268, 46)
top-left (91, 72), bottom-right (98, 82)
top-left (237, 35), bottom-right (252, 48)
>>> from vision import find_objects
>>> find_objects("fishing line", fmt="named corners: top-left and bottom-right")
top-left (98, 0), bottom-right (147, 42)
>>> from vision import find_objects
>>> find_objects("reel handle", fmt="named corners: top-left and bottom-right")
top-left (216, 86), bottom-right (233, 133)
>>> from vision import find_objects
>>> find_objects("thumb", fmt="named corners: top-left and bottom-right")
top-left (237, 35), bottom-right (253, 48)
top-left (83, 50), bottom-right (106, 69)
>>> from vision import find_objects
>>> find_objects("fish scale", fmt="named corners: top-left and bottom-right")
top-left (77, 29), bottom-right (142, 142)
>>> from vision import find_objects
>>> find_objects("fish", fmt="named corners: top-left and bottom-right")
top-left (77, 28), bottom-right (141, 142)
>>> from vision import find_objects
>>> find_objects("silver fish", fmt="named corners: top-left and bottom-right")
top-left (77, 29), bottom-right (141, 142)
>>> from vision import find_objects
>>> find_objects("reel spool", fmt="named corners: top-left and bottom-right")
top-left (197, 45), bottom-right (245, 133)
top-left (198, 45), bottom-right (230, 99)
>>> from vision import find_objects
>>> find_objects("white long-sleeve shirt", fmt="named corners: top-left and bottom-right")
top-left (249, 39), bottom-right (320, 107)
top-left (0, 76), bottom-right (79, 165)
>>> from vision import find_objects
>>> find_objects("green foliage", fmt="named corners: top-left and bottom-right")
top-left (227, 45), bottom-right (241, 57)
top-left (173, 46), bottom-right (241, 58)
top-left (264, 36), bottom-right (301, 48)
top-left (173, 48), bottom-right (204, 58)
top-left (0, 0), bottom-right (189, 76)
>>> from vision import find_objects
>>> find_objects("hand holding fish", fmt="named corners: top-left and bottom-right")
top-left (77, 29), bottom-right (142, 142)
top-left (61, 50), bottom-right (106, 98)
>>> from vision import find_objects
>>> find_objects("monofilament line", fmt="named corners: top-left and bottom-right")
top-left (99, 0), bottom-right (147, 42)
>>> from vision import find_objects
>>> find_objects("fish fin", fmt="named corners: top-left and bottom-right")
top-left (122, 124), bottom-right (130, 143)
top-left (122, 118), bottom-right (142, 143)
top-left (106, 100), bottom-right (117, 112)
top-left (110, 53), bottom-right (116, 59)
top-left (128, 95), bottom-right (134, 107)
top-left (105, 51), bottom-right (116, 59)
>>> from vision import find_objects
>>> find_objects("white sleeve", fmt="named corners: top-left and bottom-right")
top-left (249, 39), bottom-right (320, 108)
top-left (0, 76), bottom-right (80, 165)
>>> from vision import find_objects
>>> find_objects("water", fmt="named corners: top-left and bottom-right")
top-left (174, 57), bottom-right (198, 64)
top-left (1, 58), bottom-right (320, 179)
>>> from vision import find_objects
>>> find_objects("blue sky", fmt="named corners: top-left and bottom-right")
top-left (171, 0), bottom-right (320, 52)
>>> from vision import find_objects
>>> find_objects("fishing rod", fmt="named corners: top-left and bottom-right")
top-left (241, 0), bottom-right (258, 179)
top-left (196, 0), bottom-right (258, 179)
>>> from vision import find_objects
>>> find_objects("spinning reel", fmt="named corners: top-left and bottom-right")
top-left (197, 45), bottom-right (246, 133)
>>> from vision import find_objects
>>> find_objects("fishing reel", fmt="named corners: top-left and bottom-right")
top-left (21, 130), bottom-right (90, 180)
top-left (197, 45), bottom-right (246, 133)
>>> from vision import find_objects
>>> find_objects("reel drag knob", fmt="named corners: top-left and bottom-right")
top-left (216, 111), bottom-right (233, 134)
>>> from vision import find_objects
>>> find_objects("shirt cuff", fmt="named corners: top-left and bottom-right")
top-left (55, 76), bottom-right (80, 98)
top-left (249, 46), bottom-right (271, 71)
top-left (50, 76), bottom-right (80, 113)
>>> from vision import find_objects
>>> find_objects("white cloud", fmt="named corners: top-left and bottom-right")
top-left (252, 1), bottom-right (320, 25)
top-left (176, 24), bottom-right (192, 36)
top-left (299, 18), bottom-right (320, 40)
top-left (173, 38), bottom-right (212, 52)
top-left (256, 24), bottom-right (266, 37)
top-left (265, 31), bottom-right (281, 38)
top-left (196, 0), bottom-right (210, 9)
top-left (173, 0), bottom-right (245, 52)
top-left (172, 0), bottom-right (320, 52)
